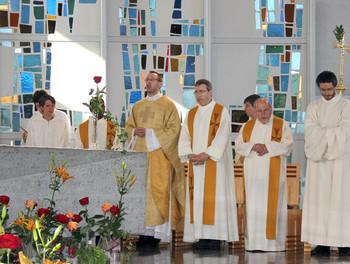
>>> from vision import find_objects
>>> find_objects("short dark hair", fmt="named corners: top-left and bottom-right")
top-left (38, 95), bottom-right (56, 107)
top-left (32, 90), bottom-right (48, 110)
top-left (316, 71), bottom-right (337, 88)
top-left (244, 94), bottom-right (261, 106)
top-left (149, 71), bottom-right (163, 82)
top-left (195, 79), bottom-right (212, 91)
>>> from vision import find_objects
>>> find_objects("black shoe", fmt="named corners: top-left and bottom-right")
top-left (193, 239), bottom-right (208, 250)
top-left (246, 250), bottom-right (265, 253)
top-left (205, 239), bottom-right (221, 250)
top-left (311, 246), bottom-right (330, 256)
top-left (339, 247), bottom-right (350, 256)
top-left (136, 235), bottom-right (160, 250)
top-left (193, 239), bottom-right (221, 250)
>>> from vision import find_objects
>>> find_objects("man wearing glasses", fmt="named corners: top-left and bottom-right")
top-left (178, 79), bottom-right (239, 250)
top-left (125, 71), bottom-right (185, 249)
top-left (302, 71), bottom-right (350, 256)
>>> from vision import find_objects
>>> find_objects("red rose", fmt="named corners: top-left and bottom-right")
top-left (0, 234), bottom-right (22, 250)
top-left (110, 205), bottom-right (121, 216)
top-left (37, 208), bottom-right (51, 217)
top-left (93, 76), bottom-right (102, 84)
top-left (72, 214), bottom-right (83, 223)
top-left (79, 197), bottom-right (89, 206)
top-left (55, 214), bottom-right (70, 224)
top-left (0, 195), bottom-right (10, 205)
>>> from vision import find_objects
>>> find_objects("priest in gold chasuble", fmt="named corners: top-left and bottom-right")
top-left (178, 79), bottom-right (239, 248)
top-left (235, 98), bottom-right (293, 252)
top-left (125, 71), bottom-right (185, 245)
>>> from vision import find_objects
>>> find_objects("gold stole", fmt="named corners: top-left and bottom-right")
top-left (242, 116), bottom-right (283, 240)
top-left (79, 120), bottom-right (117, 149)
top-left (187, 103), bottom-right (224, 225)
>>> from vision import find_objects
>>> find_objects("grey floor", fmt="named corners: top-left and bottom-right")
top-left (126, 245), bottom-right (350, 264)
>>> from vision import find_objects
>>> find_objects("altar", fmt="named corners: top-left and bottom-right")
top-left (0, 145), bottom-right (147, 234)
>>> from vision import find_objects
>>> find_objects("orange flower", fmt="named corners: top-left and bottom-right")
top-left (25, 219), bottom-right (36, 231)
top-left (45, 260), bottom-right (53, 264)
top-left (61, 173), bottom-right (74, 182)
top-left (11, 217), bottom-right (24, 227)
top-left (65, 211), bottom-right (74, 219)
top-left (68, 221), bottom-right (79, 231)
top-left (102, 203), bottom-right (111, 213)
top-left (55, 166), bottom-right (67, 177)
top-left (25, 200), bottom-right (37, 210)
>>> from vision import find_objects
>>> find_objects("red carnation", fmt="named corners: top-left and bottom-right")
top-left (0, 234), bottom-right (22, 250)
top-left (0, 195), bottom-right (10, 206)
top-left (79, 197), bottom-right (89, 206)
top-left (93, 76), bottom-right (102, 84)
top-left (110, 205), bottom-right (121, 216)
top-left (37, 208), bottom-right (51, 217)
top-left (55, 214), bottom-right (70, 224)
top-left (72, 214), bottom-right (83, 223)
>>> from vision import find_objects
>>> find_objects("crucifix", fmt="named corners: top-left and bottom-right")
top-left (139, 106), bottom-right (155, 123)
top-left (333, 25), bottom-right (350, 95)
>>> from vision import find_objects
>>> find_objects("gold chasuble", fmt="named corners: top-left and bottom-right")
top-left (125, 96), bottom-right (185, 228)
top-left (79, 120), bottom-right (117, 150)
top-left (187, 103), bottom-right (224, 225)
top-left (242, 116), bottom-right (283, 240)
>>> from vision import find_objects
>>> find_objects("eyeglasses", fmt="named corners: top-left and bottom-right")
top-left (193, 90), bottom-right (208, 95)
top-left (145, 78), bottom-right (160, 82)
top-left (320, 88), bottom-right (334, 93)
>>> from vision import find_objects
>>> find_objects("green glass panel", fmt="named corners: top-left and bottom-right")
top-left (23, 48), bottom-right (31, 53)
top-left (124, 7), bottom-right (127, 18)
top-left (259, 85), bottom-right (268, 92)
top-left (298, 99), bottom-right (302, 110)
top-left (130, 27), bottom-right (137, 36)
top-left (34, 6), bottom-right (44, 19)
top-left (274, 93), bottom-right (286, 108)
top-left (266, 45), bottom-right (284, 53)
top-left (23, 94), bottom-right (33, 104)
top-left (291, 75), bottom-right (299, 94)
top-left (256, 80), bottom-right (268, 84)
top-left (22, 0), bottom-right (30, 3)
top-left (14, 55), bottom-right (18, 71)
top-left (257, 66), bottom-right (269, 79)
top-left (35, 74), bottom-right (42, 88)
top-left (68, 0), bottom-right (75, 15)
top-left (273, 110), bottom-right (284, 119)
top-left (141, 10), bottom-right (145, 25)
top-left (179, 58), bottom-right (186, 72)
top-left (0, 109), bottom-right (11, 127)
top-left (12, 105), bottom-right (19, 111)
top-left (125, 92), bottom-right (129, 109)
top-left (132, 44), bottom-right (138, 53)
top-left (18, 95), bottom-right (22, 104)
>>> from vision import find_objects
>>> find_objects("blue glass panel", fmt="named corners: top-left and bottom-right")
top-left (130, 91), bottom-right (141, 103)
top-left (23, 55), bottom-right (41, 67)
top-left (24, 105), bottom-right (33, 119)
top-left (149, 0), bottom-right (155, 9)
top-left (280, 10), bottom-right (284, 22)
top-left (172, 10), bottom-right (181, 19)
top-left (297, 45), bottom-right (301, 50)
top-left (263, 31), bottom-right (266, 37)
top-left (291, 52), bottom-right (301, 70)
top-left (150, 10), bottom-right (156, 17)
top-left (13, 72), bottom-right (18, 94)
top-left (21, 72), bottom-right (33, 94)
top-left (201, 26), bottom-right (204, 37)
top-left (259, 93), bottom-right (267, 99)
top-left (12, 112), bottom-right (20, 132)
top-left (23, 67), bottom-right (42, 72)
top-left (183, 44), bottom-right (187, 55)
top-left (201, 19), bottom-right (204, 24)
top-left (21, 5), bottom-right (30, 24)
top-left (259, 51), bottom-right (264, 65)
top-left (64, 4), bottom-right (67, 16)
top-left (187, 45), bottom-right (195, 55)
top-left (176, 20), bottom-right (188, 23)
top-left (196, 45), bottom-right (200, 56)
top-left (261, 0), bottom-right (266, 7)
top-left (129, 8), bottom-right (137, 18)
top-left (19, 54), bottom-right (22, 68)
top-left (302, 112), bottom-right (305, 123)
top-left (189, 25), bottom-right (200, 37)
top-left (119, 7), bottom-right (123, 17)
top-left (47, 52), bottom-right (51, 64)
top-left (297, 29), bottom-right (302, 37)
top-left (120, 25), bottom-right (126, 35)
top-left (124, 76), bottom-right (132, 90)
top-left (35, 21), bottom-right (44, 34)
top-left (151, 21), bottom-right (156, 36)
top-left (140, 51), bottom-right (148, 54)
top-left (266, 54), bottom-right (270, 66)
top-left (285, 110), bottom-right (291, 121)
top-left (1, 41), bottom-right (11, 47)
top-left (47, 0), bottom-right (57, 15)
top-left (135, 76), bottom-right (140, 89)
top-left (267, 24), bottom-right (284, 37)
top-left (46, 66), bottom-right (51, 81)
top-left (0, 29), bottom-right (13, 33)
top-left (255, 0), bottom-right (259, 11)
top-left (186, 56), bottom-right (195, 73)
top-left (184, 75), bottom-right (195, 86)
top-left (269, 12), bottom-right (276, 22)
top-left (270, 54), bottom-right (280, 66)
top-left (122, 44), bottom-right (128, 51)
top-left (259, 85), bottom-right (268, 92)
top-left (296, 4), bottom-right (303, 9)
top-left (281, 75), bottom-right (289, 91)
top-left (281, 63), bottom-right (290, 74)
top-left (297, 124), bottom-right (304, 133)
top-left (122, 52), bottom-right (130, 70)
top-left (268, 85), bottom-right (272, 91)
top-left (133, 55), bottom-right (139, 75)
top-left (268, 0), bottom-right (275, 11)
top-left (296, 10), bottom-right (303, 28)
top-left (79, 0), bottom-right (97, 2)
top-left (130, 19), bottom-right (136, 25)
top-left (33, 42), bottom-right (41, 53)
top-left (45, 82), bottom-right (50, 90)
top-left (20, 105), bottom-right (23, 113)
top-left (255, 12), bottom-right (261, 29)
top-left (182, 90), bottom-right (196, 108)
top-left (11, 0), bottom-right (20, 11)
top-left (73, 111), bottom-right (82, 127)
top-left (174, 0), bottom-right (181, 8)
top-left (183, 25), bottom-right (188, 36)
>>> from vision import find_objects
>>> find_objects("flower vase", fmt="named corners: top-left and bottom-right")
top-left (22, 238), bottom-right (35, 261)
top-left (90, 116), bottom-right (98, 150)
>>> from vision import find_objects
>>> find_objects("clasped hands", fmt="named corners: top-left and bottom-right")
top-left (134, 127), bottom-right (146, 137)
top-left (188, 153), bottom-right (210, 166)
top-left (252, 143), bottom-right (269, 156)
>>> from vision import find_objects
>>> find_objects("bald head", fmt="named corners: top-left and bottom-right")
top-left (255, 98), bottom-right (272, 124)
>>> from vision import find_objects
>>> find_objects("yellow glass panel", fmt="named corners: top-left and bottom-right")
top-left (179, 75), bottom-right (184, 85)
top-left (262, 24), bottom-right (267, 30)
top-left (298, 76), bottom-right (302, 99)
top-left (0, 5), bottom-right (9, 10)
top-left (177, 56), bottom-right (186, 59)
top-left (269, 77), bottom-right (272, 85)
top-left (193, 19), bottom-right (199, 24)
top-left (1, 96), bottom-right (11, 104)
top-left (13, 95), bottom-right (18, 104)
top-left (142, 72), bottom-right (145, 88)
top-left (47, 15), bottom-right (56, 19)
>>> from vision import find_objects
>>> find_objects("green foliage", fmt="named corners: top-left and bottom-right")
top-left (334, 25), bottom-right (345, 43)
top-left (76, 246), bottom-right (107, 264)
top-left (83, 86), bottom-right (106, 117)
